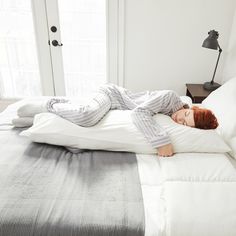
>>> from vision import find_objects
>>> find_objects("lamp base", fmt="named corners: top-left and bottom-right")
top-left (203, 81), bottom-right (221, 91)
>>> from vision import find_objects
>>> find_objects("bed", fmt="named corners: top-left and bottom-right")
top-left (0, 79), bottom-right (236, 236)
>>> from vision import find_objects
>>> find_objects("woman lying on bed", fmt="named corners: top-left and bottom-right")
top-left (17, 84), bottom-right (218, 157)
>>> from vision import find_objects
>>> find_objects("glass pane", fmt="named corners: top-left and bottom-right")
top-left (58, 0), bottom-right (106, 97)
top-left (0, 0), bottom-right (42, 98)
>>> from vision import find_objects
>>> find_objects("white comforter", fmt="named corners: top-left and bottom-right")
top-left (137, 153), bottom-right (236, 236)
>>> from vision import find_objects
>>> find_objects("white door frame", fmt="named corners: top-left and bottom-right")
top-left (107, 0), bottom-right (125, 87)
top-left (45, 0), bottom-right (66, 96)
top-left (31, 0), bottom-right (55, 96)
top-left (31, 0), bottom-right (66, 96)
top-left (118, 0), bottom-right (125, 87)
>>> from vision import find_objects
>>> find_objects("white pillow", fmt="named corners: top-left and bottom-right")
top-left (202, 77), bottom-right (236, 158)
top-left (20, 111), bottom-right (230, 154)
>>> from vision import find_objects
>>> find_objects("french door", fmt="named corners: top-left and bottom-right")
top-left (45, 0), bottom-right (107, 97)
top-left (0, 0), bottom-right (110, 98)
top-left (44, 0), bottom-right (107, 97)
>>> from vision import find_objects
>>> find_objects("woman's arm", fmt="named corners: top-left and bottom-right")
top-left (131, 106), bottom-right (171, 149)
top-left (131, 90), bottom-right (184, 156)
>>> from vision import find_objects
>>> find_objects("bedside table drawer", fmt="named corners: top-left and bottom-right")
top-left (186, 84), bottom-right (212, 103)
top-left (186, 91), bottom-right (206, 103)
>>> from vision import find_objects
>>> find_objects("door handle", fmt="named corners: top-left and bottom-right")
top-left (51, 40), bottom-right (63, 47)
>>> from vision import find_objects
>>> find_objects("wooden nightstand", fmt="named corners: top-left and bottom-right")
top-left (186, 84), bottom-right (212, 103)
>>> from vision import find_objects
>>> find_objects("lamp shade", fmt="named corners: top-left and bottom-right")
top-left (202, 29), bottom-right (222, 91)
top-left (202, 30), bottom-right (219, 50)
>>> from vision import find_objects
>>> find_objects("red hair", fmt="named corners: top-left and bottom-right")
top-left (191, 106), bottom-right (218, 130)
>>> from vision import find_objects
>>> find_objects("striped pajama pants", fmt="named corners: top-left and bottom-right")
top-left (47, 92), bottom-right (113, 127)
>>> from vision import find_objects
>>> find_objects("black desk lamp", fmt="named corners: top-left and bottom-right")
top-left (202, 30), bottom-right (222, 91)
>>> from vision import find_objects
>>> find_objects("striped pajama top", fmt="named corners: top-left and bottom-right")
top-left (47, 84), bottom-right (186, 149)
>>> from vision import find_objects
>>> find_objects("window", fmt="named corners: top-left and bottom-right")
top-left (0, 0), bottom-right (41, 98)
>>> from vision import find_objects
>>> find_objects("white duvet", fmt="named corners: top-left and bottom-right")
top-left (137, 152), bottom-right (236, 236)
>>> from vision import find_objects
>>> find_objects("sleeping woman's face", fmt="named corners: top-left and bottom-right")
top-left (171, 109), bottom-right (195, 127)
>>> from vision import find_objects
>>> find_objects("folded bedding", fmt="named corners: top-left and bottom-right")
top-left (0, 127), bottom-right (145, 236)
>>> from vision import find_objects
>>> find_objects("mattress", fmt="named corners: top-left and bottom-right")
top-left (1, 99), bottom-right (236, 236)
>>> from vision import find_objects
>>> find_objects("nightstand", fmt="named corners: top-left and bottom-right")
top-left (186, 84), bottom-right (212, 103)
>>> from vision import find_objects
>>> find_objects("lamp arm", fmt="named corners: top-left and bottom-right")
top-left (211, 44), bottom-right (222, 84)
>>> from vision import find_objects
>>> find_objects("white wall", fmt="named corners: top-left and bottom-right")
top-left (122, 0), bottom-right (236, 95)
top-left (222, 8), bottom-right (236, 82)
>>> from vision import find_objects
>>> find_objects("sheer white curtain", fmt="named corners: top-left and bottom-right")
top-left (0, 0), bottom-right (41, 98)
top-left (58, 0), bottom-right (107, 97)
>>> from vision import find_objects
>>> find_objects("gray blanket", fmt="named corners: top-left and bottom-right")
top-left (0, 128), bottom-right (145, 236)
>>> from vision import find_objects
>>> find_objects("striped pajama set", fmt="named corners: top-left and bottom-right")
top-left (47, 84), bottom-right (186, 149)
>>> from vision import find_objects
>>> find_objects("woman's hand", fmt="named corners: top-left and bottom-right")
top-left (157, 144), bottom-right (174, 157)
